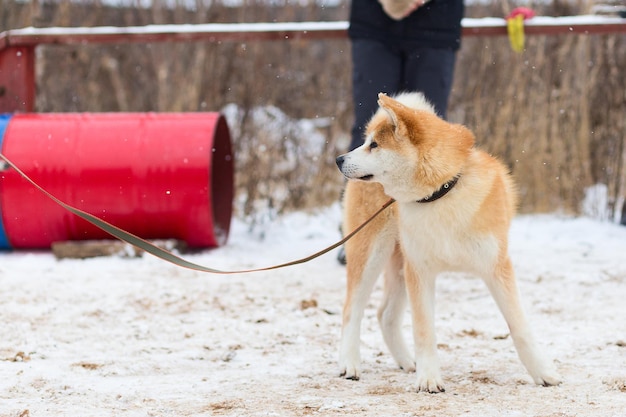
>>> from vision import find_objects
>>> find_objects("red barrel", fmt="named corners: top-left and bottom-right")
top-left (0, 112), bottom-right (234, 249)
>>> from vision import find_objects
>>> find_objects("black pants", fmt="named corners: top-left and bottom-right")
top-left (349, 38), bottom-right (457, 150)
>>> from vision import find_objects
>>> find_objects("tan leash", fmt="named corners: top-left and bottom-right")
top-left (0, 152), bottom-right (395, 274)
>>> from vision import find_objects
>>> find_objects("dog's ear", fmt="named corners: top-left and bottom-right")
top-left (377, 93), bottom-right (411, 138)
top-left (451, 123), bottom-right (476, 150)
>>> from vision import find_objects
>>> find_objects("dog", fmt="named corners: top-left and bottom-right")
top-left (335, 92), bottom-right (561, 392)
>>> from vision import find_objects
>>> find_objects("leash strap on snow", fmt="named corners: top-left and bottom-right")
top-left (0, 152), bottom-right (395, 274)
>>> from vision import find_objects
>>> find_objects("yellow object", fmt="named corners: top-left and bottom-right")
top-left (507, 14), bottom-right (525, 53)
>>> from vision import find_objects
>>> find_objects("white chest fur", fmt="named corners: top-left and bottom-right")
top-left (397, 202), bottom-right (500, 277)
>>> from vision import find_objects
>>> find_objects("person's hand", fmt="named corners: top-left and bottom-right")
top-left (378, 0), bottom-right (429, 20)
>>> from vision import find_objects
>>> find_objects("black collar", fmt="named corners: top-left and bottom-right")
top-left (416, 175), bottom-right (460, 203)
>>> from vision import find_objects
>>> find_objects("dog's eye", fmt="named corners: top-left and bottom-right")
top-left (369, 141), bottom-right (378, 150)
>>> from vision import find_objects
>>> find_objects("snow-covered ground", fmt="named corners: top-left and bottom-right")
top-left (1, 205), bottom-right (626, 416)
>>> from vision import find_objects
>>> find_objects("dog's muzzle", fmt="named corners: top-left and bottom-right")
top-left (336, 155), bottom-right (346, 171)
top-left (336, 155), bottom-right (373, 181)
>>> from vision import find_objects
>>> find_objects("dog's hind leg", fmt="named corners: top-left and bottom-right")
top-left (339, 233), bottom-right (395, 380)
top-left (484, 256), bottom-right (562, 386)
top-left (378, 244), bottom-right (415, 373)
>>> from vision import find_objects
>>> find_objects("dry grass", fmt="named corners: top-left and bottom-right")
top-left (1, 0), bottom-right (624, 222)
top-left (451, 1), bottom-right (625, 219)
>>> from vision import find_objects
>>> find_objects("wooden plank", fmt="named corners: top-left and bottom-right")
top-left (0, 22), bottom-right (350, 48)
top-left (0, 16), bottom-right (624, 52)
top-left (51, 239), bottom-right (187, 260)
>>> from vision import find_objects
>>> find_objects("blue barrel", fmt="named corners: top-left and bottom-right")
top-left (0, 114), bottom-right (11, 249)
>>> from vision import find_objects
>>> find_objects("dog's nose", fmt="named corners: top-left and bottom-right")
top-left (336, 155), bottom-right (345, 170)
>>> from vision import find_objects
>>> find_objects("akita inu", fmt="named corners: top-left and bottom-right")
top-left (335, 92), bottom-right (561, 392)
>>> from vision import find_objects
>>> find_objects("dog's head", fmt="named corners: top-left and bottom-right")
top-left (336, 92), bottom-right (475, 202)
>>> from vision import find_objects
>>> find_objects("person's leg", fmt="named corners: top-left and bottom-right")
top-left (402, 48), bottom-right (456, 119)
top-left (350, 39), bottom-right (403, 150)
top-left (339, 40), bottom-right (402, 265)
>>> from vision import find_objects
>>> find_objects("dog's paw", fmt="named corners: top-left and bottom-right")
top-left (533, 370), bottom-right (562, 387)
top-left (527, 360), bottom-right (562, 387)
top-left (338, 343), bottom-right (361, 380)
top-left (338, 354), bottom-right (361, 380)
top-left (339, 365), bottom-right (361, 381)
top-left (397, 358), bottom-right (416, 373)
top-left (415, 372), bottom-right (445, 393)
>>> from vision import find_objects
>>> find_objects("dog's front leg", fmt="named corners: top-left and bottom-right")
top-left (405, 261), bottom-right (445, 393)
top-left (339, 247), bottom-right (388, 380)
